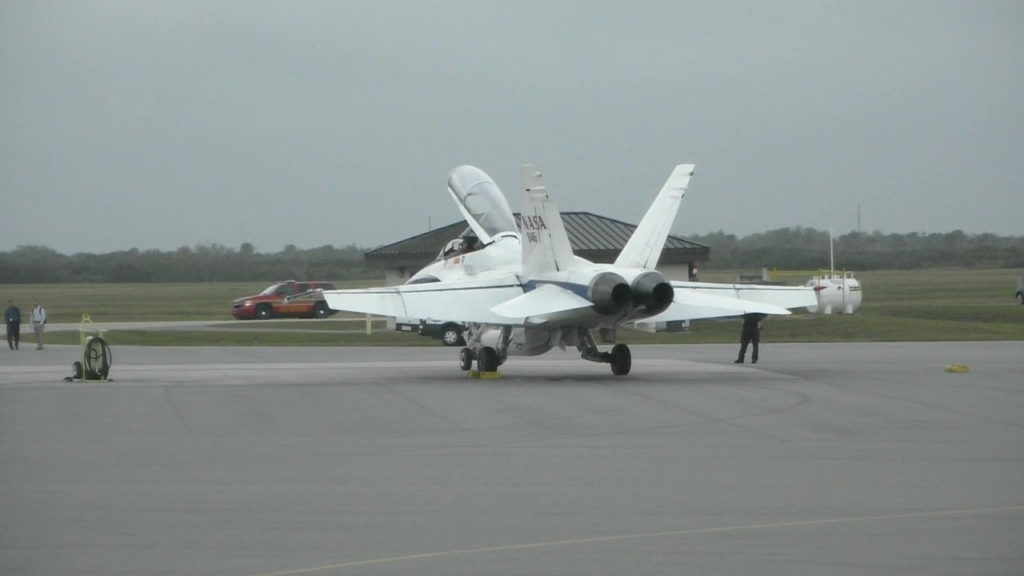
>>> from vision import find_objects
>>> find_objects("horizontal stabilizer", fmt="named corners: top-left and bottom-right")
top-left (489, 283), bottom-right (593, 321)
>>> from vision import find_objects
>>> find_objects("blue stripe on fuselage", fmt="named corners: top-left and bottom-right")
top-left (522, 280), bottom-right (590, 299)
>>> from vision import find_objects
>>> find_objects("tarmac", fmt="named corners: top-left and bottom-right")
top-left (1, 341), bottom-right (1022, 575)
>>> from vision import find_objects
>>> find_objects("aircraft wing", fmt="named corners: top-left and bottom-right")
top-left (671, 281), bottom-right (817, 311)
top-left (648, 290), bottom-right (791, 322)
top-left (642, 281), bottom-right (816, 322)
top-left (322, 273), bottom-right (527, 325)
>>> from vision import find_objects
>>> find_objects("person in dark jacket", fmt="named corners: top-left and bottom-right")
top-left (735, 313), bottom-right (765, 364)
top-left (5, 299), bottom-right (21, 351)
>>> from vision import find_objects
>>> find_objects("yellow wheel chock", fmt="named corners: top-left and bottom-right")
top-left (468, 371), bottom-right (502, 380)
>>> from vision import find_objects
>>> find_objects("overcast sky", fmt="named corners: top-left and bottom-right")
top-left (2, 1), bottom-right (1022, 255)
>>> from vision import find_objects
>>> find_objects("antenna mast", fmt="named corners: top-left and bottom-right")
top-left (829, 229), bottom-right (835, 276)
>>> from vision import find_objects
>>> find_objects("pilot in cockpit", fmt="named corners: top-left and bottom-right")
top-left (461, 233), bottom-right (481, 254)
top-left (442, 238), bottom-right (463, 258)
top-left (442, 232), bottom-right (482, 259)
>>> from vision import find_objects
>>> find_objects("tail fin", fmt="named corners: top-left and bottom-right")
top-left (521, 164), bottom-right (578, 275)
top-left (614, 164), bottom-right (695, 269)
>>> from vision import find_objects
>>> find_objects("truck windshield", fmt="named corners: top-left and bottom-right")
top-left (261, 283), bottom-right (293, 296)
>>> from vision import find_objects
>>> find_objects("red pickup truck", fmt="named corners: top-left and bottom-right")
top-left (232, 280), bottom-right (337, 320)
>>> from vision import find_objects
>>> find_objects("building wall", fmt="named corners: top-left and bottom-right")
top-left (660, 263), bottom-right (692, 282)
top-left (385, 268), bottom-right (414, 286)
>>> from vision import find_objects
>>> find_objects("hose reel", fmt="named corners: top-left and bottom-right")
top-left (81, 335), bottom-right (112, 380)
top-left (66, 315), bottom-right (113, 382)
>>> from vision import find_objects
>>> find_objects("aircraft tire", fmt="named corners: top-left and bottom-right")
top-left (478, 347), bottom-right (499, 372)
top-left (610, 343), bottom-right (631, 376)
top-left (459, 347), bottom-right (474, 371)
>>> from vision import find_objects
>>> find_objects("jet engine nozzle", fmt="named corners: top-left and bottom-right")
top-left (630, 271), bottom-right (675, 316)
top-left (589, 272), bottom-right (633, 315)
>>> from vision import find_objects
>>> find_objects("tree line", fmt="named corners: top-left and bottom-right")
top-left (1, 229), bottom-right (1022, 284)
top-left (0, 243), bottom-right (379, 283)
top-left (686, 228), bottom-right (1024, 271)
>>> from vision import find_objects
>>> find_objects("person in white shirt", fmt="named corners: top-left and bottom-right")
top-left (31, 301), bottom-right (46, 350)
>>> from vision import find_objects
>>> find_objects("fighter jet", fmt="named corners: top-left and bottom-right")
top-left (322, 164), bottom-right (815, 375)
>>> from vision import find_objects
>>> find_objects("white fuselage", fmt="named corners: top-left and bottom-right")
top-left (410, 232), bottom-right (522, 284)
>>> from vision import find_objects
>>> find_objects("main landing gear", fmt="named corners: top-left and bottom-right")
top-left (577, 329), bottom-right (631, 375)
top-left (458, 325), bottom-right (510, 374)
top-left (457, 327), bottom-right (633, 376)
top-left (459, 346), bottom-right (501, 373)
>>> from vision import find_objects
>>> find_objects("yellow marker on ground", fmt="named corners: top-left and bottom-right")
top-left (945, 364), bottom-right (969, 373)
top-left (468, 371), bottom-right (502, 380)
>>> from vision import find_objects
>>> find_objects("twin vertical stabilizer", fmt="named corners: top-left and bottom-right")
top-left (615, 164), bottom-right (695, 270)
top-left (520, 164), bottom-right (578, 276)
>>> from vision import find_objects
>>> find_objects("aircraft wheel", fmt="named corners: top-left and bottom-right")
top-left (459, 347), bottom-right (474, 371)
top-left (610, 343), bottom-right (631, 376)
top-left (478, 346), bottom-right (499, 372)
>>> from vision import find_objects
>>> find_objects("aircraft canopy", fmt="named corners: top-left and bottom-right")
top-left (447, 165), bottom-right (519, 243)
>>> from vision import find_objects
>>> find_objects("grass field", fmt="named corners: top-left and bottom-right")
top-left (2, 268), bottom-right (1022, 346)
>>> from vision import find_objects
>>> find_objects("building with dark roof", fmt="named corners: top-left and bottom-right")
top-left (366, 212), bottom-right (709, 285)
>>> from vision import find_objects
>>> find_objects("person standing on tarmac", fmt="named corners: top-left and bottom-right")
top-left (735, 313), bottom-right (766, 364)
top-left (31, 301), bottom-right (47, 350)
top-left (5, 299), bottom-right (21, 351)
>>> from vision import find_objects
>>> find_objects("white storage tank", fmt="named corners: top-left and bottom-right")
top-left (805, 271), bottom-right (862, 314)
